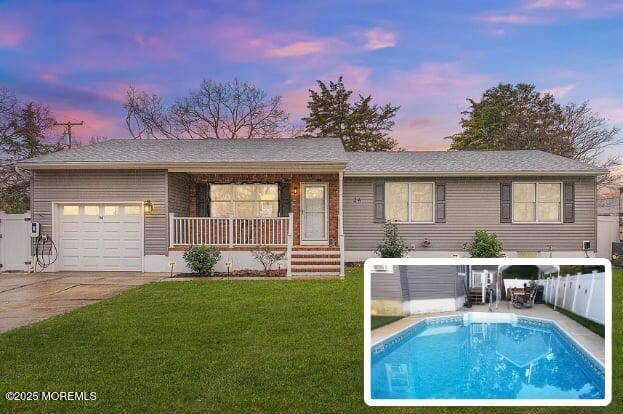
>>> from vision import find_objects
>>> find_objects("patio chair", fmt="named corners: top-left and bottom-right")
top-left (523, 288), bottom-right (538, 309)
top-left (510, 289), bottom-right (524, 309)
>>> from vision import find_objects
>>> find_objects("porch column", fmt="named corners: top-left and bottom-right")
top-left (287, 212), bottom-right (293, 278)
top-left (339, 171), bottom-right (345, 278)
top-left (169, 213), bottom-right (175, 248)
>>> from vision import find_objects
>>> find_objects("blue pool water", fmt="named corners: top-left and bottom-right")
top-left (371, 315), bottom-right (605, 400)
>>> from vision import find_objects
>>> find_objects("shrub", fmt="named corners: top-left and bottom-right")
top-left (466, 230), bottom-right (503, 258)
top-left (252, 246), bottom-right (286, 271)
top-left (183, 245), bottom-right (221, 275)
top-left (375, 221), bottom-right (408, 258)
top-left (0, 193), bottom-right (28, 214)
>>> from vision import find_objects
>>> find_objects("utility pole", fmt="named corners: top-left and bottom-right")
top-left (54, 120), bottom-right (83, 148)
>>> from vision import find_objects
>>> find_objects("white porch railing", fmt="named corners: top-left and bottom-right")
top-left (170, 215), bottom-right (290, 247)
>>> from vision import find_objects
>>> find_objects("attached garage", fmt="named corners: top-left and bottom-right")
top-left (56, 203), bottom-right (144, 271)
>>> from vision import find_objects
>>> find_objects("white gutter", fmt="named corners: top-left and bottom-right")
top-left (17, 161), bottom-right (349, 173)
top-left (343, 170), bottom-right (608, 177)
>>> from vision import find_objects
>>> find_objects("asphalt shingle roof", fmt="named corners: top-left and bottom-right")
top-left (18, 138), bottom-right (607, 175)
top-left (345, 150), bottom-right (606, 174)
top-left (20, 138), bottom-right (348, 165)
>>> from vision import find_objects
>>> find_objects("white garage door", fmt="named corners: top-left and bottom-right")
top-left (58, 204), bottom-right (143, 271)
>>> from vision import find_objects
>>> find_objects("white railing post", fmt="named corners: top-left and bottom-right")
top-left (228, 216), bottom-right (234, 248)
top-left (571, 272), bottom-right (581, 314)
top-left (169, 213), bottom-right (175, 247)
top-left (481, 271), bottom-right (486, 304)
top-left (286, 212), bottom-right (293, 278)
top-left (585, 270), bottom-right (597, 318)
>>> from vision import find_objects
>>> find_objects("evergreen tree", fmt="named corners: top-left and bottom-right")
top-left (449, 83), bottom-right (621, 187)
top-left (303, 77), bottom-right (399, 151)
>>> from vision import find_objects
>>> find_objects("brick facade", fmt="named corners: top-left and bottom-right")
top-left (187, 173), bottom-right (340, 246)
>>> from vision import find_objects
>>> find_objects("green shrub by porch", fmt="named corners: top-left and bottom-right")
top-left (183, 245), bottom-right (221, 275)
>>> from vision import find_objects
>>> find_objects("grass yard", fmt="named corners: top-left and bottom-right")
top-left (0, 268), bottom-right (620, 413)
top-left (371, 315), bottom-right (403, 330)
top-left (546, 303), bottom-right (606, 338)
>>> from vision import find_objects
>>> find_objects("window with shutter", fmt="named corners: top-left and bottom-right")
top-left (435, 184), bottom-right (446, 223)
top-left (563, 182), bottom-right (575, 223)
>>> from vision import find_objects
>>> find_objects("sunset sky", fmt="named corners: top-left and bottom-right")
top-left (1, 0), bottom-right (623, 152)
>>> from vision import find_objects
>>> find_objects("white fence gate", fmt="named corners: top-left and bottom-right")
top-left (543, 271), bottom-right (605, 325)
top-left (0, 211), bottom-right (31, 272)
top-left (597, 215), bottom-right (619, 259)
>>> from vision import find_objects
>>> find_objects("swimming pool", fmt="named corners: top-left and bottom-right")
top-left (371, 313), bottom-right (605, 400)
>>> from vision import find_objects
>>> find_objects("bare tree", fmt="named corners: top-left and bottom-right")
top-left (562, 101), bottom-right (622, 187)
top-left (124, 79), bottom-right (292, 139)
top-left (0, 88), bottom-right (62, 211)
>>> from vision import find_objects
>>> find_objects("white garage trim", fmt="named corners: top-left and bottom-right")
top-left (51, 201), bottom-right (145, 272)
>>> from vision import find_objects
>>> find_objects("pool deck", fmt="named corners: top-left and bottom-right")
top-left (371, 303), bottom-right (606, 364)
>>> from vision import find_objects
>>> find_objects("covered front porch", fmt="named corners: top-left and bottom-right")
top-left (167, 172), bottom-right (344, 277)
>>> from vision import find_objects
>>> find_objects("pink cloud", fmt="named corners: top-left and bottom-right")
top-left (0, 27), bottom-right (25, 48)
top-left (281, 89), bottom-right (310, 119)
top-left (542, 83), bottom-right (577, 98)
top-left (592, 98), bottom-right (623, 124)
top-left (407, 117), bottom-right (435, 128)
top-left (479, 13), bottom-right (537, 25)
top-left (267, 40), bottom-right (328, 57)
top-left (363, 28), bottom-right (398, 50)
top-left (337, 65), bottom-right (372, 90)
top-left (39, 73), bottom-right (58, 82)
top-left (526, 0), bottom-right (586, 9)
top-left (387, 62), bottom-right (490, 104)
top-left (52, 107), bottom-right (126, 142)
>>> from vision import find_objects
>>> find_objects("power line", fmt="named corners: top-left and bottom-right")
top-left (54, 120), bottom-right (83, 148)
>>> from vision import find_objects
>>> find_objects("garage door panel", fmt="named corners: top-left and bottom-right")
top-left (61, 222), bottom-right (82, 233)
top-left (59, 204), bottom-right (143, 271)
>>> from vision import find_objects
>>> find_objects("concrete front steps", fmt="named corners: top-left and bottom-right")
top-left (290, 246), bottom-right (342, 278)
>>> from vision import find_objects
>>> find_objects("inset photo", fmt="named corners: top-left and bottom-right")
top-left (364, 259), bottom-right (611, 406)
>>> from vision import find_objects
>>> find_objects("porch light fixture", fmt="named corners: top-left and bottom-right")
top-left (291, 185), bottom-right (298, 196)
top-left (144, 200), bottom-right (155, 214)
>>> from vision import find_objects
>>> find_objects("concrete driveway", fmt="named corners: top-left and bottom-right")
top-left (0, 272), bottom-right (165, 333)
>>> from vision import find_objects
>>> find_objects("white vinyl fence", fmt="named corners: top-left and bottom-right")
top-left (504, 279), bottom-right (542, 290)
top-left (0, 211), bottom-right (31, 272)
top-left (597, 215), bottom-right (619, 259)
top-left (543, 271), bottom-right (605, 325)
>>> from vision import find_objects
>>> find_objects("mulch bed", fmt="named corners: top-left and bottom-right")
top-left (173, 269), bottom-right (286, 279)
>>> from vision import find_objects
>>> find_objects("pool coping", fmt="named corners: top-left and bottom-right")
top-left (371, 312), bottom-right (605, 379)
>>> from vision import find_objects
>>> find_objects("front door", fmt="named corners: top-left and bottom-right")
top-left (301, 183), bottom-right (328, 244)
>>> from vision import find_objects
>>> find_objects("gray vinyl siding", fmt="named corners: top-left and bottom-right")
top-left (404, 265), bottom-right (459, 300)
top-left (372, 265), bottom-right (461, 301)
top-left (32, 169), bottom-right (168, 255)
top-left (343, 176), bottom-right (597, 252)
top-left (167, 173), bottom-right (191, 216)
top-left (371, 268), bottom-right (403, 300)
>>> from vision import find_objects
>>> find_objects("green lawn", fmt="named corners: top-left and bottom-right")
top-left (371, 315), bottom-right (403, 330)
top-left (0, 268), bottom-right (620, 413)
top-left (546, 303), bottom-right (606, 338)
